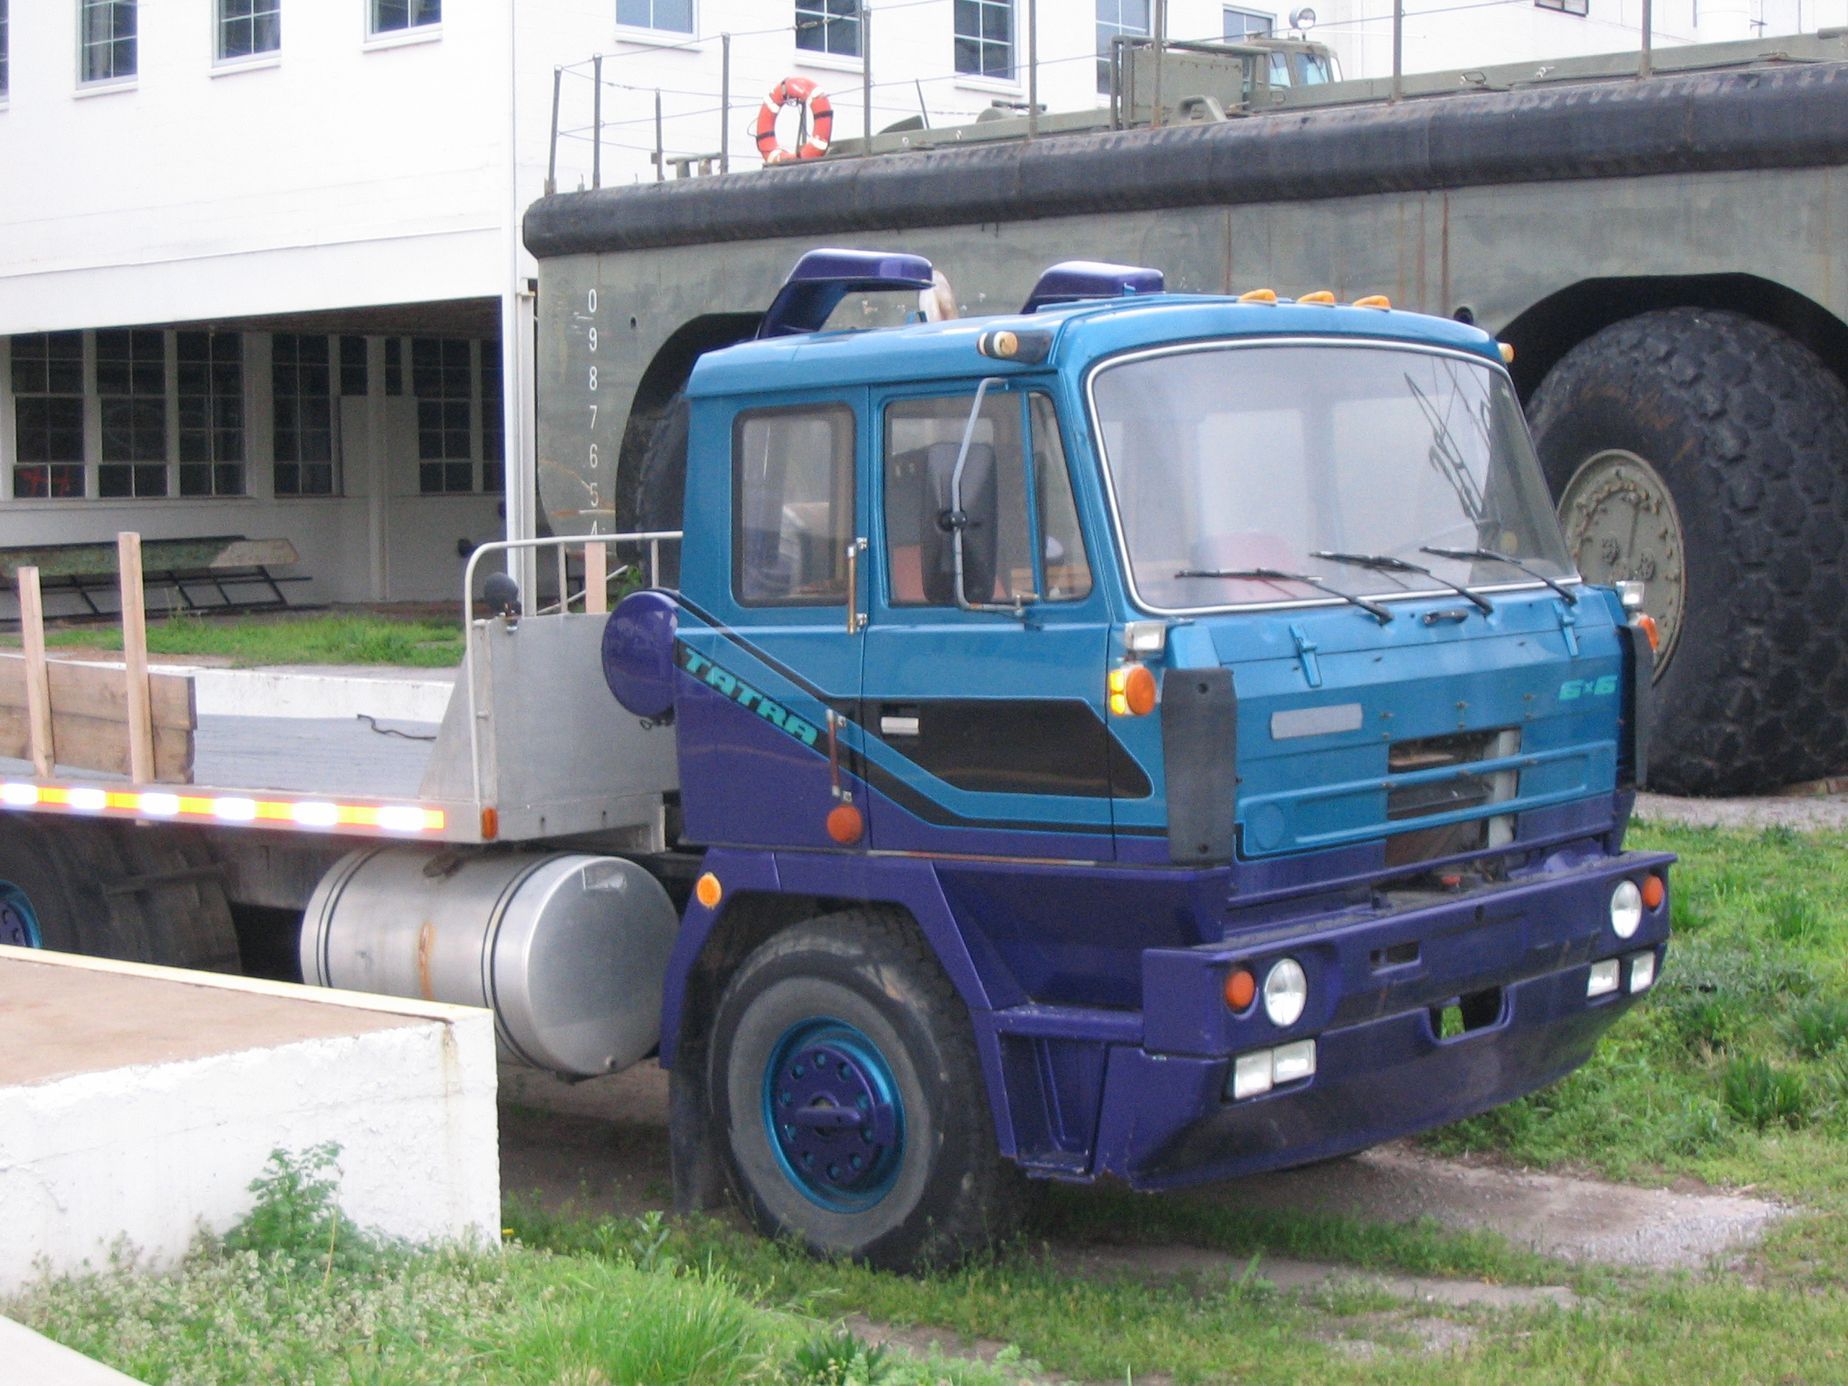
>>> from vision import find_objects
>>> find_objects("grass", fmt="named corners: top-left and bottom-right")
top-left (4, 610), bottom-right (467, 668)
top-left (12, 822), bottom-right (1848, 1383)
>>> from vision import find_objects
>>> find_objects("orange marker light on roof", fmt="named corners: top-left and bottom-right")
top-left (1299, 290), bottom-right (1337, 305)
top-left (1353, 294), bottom-right (1392, 309)
top-left (1239, 288), bottom-right (1278, 303)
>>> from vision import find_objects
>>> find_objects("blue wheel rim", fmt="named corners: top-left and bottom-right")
top-left (0, 880), bottom-right (42, 949)
top-left (761, 1016), bottom-right (906, 1213)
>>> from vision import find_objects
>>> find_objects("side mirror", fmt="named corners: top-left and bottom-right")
top-left (924, 440), bottom-right (998, 608)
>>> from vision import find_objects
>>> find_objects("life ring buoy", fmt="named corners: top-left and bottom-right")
top-left (755, 76), bottom-right (833, 164)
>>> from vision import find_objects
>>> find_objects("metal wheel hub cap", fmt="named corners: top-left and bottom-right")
top-left (1556, 448), bottom-right (1687, 673)
top-left (763, 1018), bottom-right (905, 1212)
top-left (0, 881), bottom-right (42, 949)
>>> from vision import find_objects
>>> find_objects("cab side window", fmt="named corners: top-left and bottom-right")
top-left (733, 404), bottom-right (855, 606)
top-left (882, 390), bottom-right (1090, 606)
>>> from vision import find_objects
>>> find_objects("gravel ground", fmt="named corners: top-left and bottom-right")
top-left (1636, 787), bottom-right (1848, 831)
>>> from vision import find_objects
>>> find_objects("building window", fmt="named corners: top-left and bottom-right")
top-left (954, 0), bottom-right (1013, 80)
top-left (383, 337), bottom-right (404, 395)
top-left (176, 332), bottom-right (245, 497)
top-left (339, 336), bottom-right (368, 396)
top-left (11, 333), bottom-right (86, 499)
top-left (96, 329), bottom-right (166, 497)
top-left (1096, 0), bottom-right (1148, 94)
top-left (1223, 6), bottom-right (1273, 38)
top-left (617, 0), bottom-right (693, 33)
top-left (80, 0), bottom-right (137, 83)
top-left (796, 1), bottom-right (860, 59)
top-left (273, 334), bottom-right (335, 495)
top-left (1534, 0), bottom-right (1589, 12)
top-left (370, 0), bottom-right (439, 37)
top-left (218, 0), bottom-right (280, 60)
top-left (413, 337), bottom-right (473, 494)
top-left (480, 345), bottom-right (504, 496)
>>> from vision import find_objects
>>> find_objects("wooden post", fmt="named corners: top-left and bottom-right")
top-left (585, 540), bottom-right (608, 615)
top-left (117, 532), bottom-right (156, 784)
top-left (18, 567), bottom-right (55, 777)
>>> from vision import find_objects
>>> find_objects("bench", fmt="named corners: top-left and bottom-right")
top-left (0, 536), bottom-right (304, 624)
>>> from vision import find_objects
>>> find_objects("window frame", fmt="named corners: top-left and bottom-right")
top-left (411, 335), bottom-right (478, 495)
top-left (367, 0), bottom-right (441, 41)
top-left (271, 332), bottom-right (338, 498)
top-left (953, 0), bottom-right (1015, 82)
top-left (175, 331), bottom-right (248, 498)
top-left (616, 0), bottom-right (695, 36)
top-left (796, 0), bottom-right (862, 61)
top-left (1095, 0), bottom-right (1148, 96)
top-left (94, 328), bottom-right (169, 499)
top-left (1222, 5), bottom-right (1275, 39)
top-left (1533, 0), bottom-right (1589, 14)
top-left (217, 0), bottom-right (282, 64)
top-left (10, 332), bottom-right (88, 501)
top-left (731, 401), bottom-right (857, 609)
top-left (1, 0), bottom-right (12, 103)
top-left (78, 0), bottom-right (138, 87)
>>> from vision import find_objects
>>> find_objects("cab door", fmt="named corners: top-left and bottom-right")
top-left (674, 393), bottom-right (870, 852)
top-left (859, 384), bottom-right (1127, 861)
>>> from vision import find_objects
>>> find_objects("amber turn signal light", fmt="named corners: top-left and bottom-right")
top-left (1108, 663), bottom-right (1158, 717)
top-left (1224, 966), bottom-right (1257, 1012)
top-left (1641, 874), bottom-right (1665, 911)
top-left (1634, 612), bottom-right (1661, 653)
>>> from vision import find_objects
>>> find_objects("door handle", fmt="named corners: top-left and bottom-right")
top-left (846, 537), bottom-right (869, 634)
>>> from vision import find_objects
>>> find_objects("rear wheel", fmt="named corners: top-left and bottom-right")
top-left (708, 909), bottom-right (1024, 1270)
top-left (1529, 308), bottom-right (1848, 795)
top-left (0, 820), bottom-right (237, 969)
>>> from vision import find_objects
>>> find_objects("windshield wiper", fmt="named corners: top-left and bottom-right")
top-left (1176, 567), bottom-right (1394, 623)
top-left (1311, 550), bottom-right (1495, 617)
top-left (1418, 546), bottom-right (1579, 606)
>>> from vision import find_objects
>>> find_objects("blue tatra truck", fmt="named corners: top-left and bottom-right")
top-left (0, 250), bottom-right (1673, 1273)
top-left (592, 251), bottom-right (1673, 1267)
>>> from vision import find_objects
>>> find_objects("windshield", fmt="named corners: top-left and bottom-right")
top-left (1088, 341), bottom-right (1575, 613)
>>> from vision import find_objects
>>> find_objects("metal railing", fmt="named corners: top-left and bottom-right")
top-left (458, 531), bottom-right (682, 808)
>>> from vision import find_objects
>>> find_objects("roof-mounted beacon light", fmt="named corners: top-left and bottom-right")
top-left (757, 248), bottom-right (936, 339)
top-left (1021, 261), bottom-right (1164, 314)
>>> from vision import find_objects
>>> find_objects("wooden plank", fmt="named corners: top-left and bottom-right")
top-left (0, 706), bottom-right (192, 782)
top-left (585, 543), bottom-right (607, 615)
top-left (18, 569), bottom-right (54, 777)
top-left (118, 533), bottom-right (156, 784)
top-left (209, 538), bottom-right (299, 569)
top-left (0, 656), bottom-right (195, 729)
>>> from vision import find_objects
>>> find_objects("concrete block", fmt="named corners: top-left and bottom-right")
top-left (0, 947), bottom-right (499, 1296)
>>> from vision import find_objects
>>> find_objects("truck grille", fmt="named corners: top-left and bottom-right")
top-left (1384, 728), bottom-right (1520, 867)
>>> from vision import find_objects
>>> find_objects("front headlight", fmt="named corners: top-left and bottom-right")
top-left (1263, 958), bottom-right (1308, 1028)
top-left (1611, 880), bottom-right (1643, 939)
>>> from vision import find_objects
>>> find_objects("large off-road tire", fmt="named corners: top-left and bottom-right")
top-left (708, 909), bottom-right (1025, 1271)
top-left (0, 819), bottom-right (238, 970)
top-left (1528, 308), bottom-right (1848, 796)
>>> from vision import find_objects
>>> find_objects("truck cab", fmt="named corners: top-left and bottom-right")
top-left (608, 252), bottom-right (1672, 1268)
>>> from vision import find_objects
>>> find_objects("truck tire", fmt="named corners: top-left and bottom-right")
top-left (708, 909), bottom-right (1024, 1270)
top-left (0, 819), bottom-right (238, 970)
top-left (634, 393), bottom-right (688, 587)
top-left (1528, 308), bottom-right (1848, 796)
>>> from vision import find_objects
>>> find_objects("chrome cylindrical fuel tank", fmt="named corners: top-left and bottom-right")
top-left (300, 846), bottom-right (678, 1078)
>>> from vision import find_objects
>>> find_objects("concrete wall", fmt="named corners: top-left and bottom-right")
top-left (0, 948), bottom-right (500, 1294)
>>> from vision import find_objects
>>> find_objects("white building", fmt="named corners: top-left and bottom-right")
top-left (1, 1), bottom-right (1833, 608)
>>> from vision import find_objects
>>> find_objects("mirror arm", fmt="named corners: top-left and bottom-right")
top-left (949, 377), bottom-right (1003, 612)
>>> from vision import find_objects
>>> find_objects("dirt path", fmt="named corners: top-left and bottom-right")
top-left (497, 1064), bottom-right (1785, 1279)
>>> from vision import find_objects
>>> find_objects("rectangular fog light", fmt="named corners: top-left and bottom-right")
top-left (1587, 958), bottom-right (1621, 998)
top-left (1232, 1050), bottom-right (1274, 1100)
top-left (1272, 1039), bottom-right (1317, 1085)
top-left (1628, 950), bottom-right (1657, 993)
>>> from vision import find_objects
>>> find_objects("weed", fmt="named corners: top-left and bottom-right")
top-left (223, 1142), bottom-right (385, 1276)
top-left (1789, 997), bottom-right (1848, 1058)
top-left (787, 1327), bottom-right (893, 1385)
top-left (1722, 1056), bottom-right (1811, 1131)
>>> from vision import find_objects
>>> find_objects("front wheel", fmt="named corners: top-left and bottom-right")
top-left (708, 909), bottom-right (1024, 1271)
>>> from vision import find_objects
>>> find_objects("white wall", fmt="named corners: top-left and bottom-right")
top-left (0, 949), bottom-right (500, 1294)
